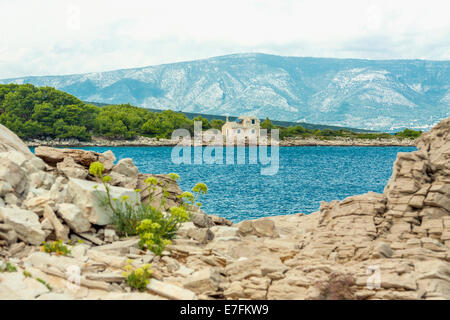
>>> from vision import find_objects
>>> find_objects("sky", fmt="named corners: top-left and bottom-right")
top-left (0, 0), bottom-right (449, 78)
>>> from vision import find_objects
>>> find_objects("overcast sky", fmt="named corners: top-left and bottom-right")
top-left (0, 0), bottom-right (449, 78)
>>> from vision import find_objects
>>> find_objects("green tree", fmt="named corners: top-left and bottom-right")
top-left (261, 117), bottom-right (273, 130)
top-left (210, 119), bottom-right (224, 130)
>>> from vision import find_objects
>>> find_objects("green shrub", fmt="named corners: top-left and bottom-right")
top-left (395, 128), bottom-right (422, 139)
top-left (89, 161), bottom-right (207, 255)
top-left (0, 261), bottom-right (17, 273)
top-left (136, 206), bottom-right (190, 255)
top-left (122, 262), bottom-right (152, 291)
top-left (41, 240), bottom-right (71, 256)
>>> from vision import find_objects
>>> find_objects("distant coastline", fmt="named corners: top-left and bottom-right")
top-left (25, 135), bottom-right (417, 148)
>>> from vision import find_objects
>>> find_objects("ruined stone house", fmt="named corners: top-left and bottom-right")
top-left (221, 116), bottom-right (260, 143)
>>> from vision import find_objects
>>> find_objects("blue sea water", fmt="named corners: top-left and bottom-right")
top-left (40, 146), bottom-right (415, 222)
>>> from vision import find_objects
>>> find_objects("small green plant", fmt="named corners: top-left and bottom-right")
top-left (36, 278), bottom-right (52, 291)
top-left (41, 240), bottom-right (71, 256)
top-left (89, 161), bottom-right (207, 255)
top-left (0, 261), bottom-right (17, 273)
top-left (179, 182), bottom-right (208, 208)
top-left (122, 262), bottom-right (152, 292)
top-left (136, 206), bottom-right (190, 255)
top-left (23, 270), bottom-right (32, 278)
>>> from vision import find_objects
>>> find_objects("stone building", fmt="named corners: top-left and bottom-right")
top-left (221, 115), bottom-right (260, 143)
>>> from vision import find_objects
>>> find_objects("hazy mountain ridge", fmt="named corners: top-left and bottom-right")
top-left (1, 53), bottom-right (449, 131)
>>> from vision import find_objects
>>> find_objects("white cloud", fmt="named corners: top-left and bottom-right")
top-left (0, 0), bottom-right (449, 78)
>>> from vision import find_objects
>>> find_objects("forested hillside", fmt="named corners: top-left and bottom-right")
top-left (0, 84), bottom-right (420, 141)
top-left (0, 84), bottom-right (208, 140)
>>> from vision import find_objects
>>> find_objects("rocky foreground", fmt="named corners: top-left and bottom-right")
top-left (0, 118), bottom-right (449, 300)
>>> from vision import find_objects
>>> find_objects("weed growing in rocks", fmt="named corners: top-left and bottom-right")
top-left (179, 182), bottom-right (208, 209)
top-left (41, 240), bottom-right (71, 256)
top-left (89, 161), bottom-right (207, 255)
top-left (0, 261), bottom-right (17, 273)
top-left (136, 206), bottom-right (190, 255)
top-left (23, 270), bottom-right (32, 278)
top-left (36, 278), bottom-right (52, 291)
top-left (122, 261), bottom-right (152, 292)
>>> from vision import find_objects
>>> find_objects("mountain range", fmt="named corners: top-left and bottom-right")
top-left (1, 53), bottom-right (449, 131)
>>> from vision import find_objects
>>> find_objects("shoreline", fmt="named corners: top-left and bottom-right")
top-left (25, 136), bottom-right (417, 148)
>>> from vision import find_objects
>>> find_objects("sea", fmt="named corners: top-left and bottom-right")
top-left (53, 146), bottom-right (416, 223)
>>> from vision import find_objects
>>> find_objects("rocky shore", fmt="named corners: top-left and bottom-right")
top-left (25, 135), bottom-right (416, 148)
top-left (0, 117), bottom-right (448, 300)
top-left (279, 136), bottom-right (416, 147)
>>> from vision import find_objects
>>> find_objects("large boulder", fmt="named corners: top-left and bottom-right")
top-left (0, 158), bottom-right (28, 195)
top-left (67, 177), bottom-right (140, 226)
top-left (57, 203), bottom-right (91, 233)
top-left (112, 158), bottom-right (139, 177)
top-left (136, 174), bottom-right (184, 209)
top-left (183, 268), bottom-right (222, 295)
top-left (56, 157), bottom-right (89, 179)
top-left (0, 124), bottom-right (34, 159)
top-left (0, 223), bottom-right (18, 245)
top-left (237, 218), bottom-right (279, 238)
top-left (110, 158), bottom-right (139, 189)
top-left (0, 207), bottom-right (46, 245)
top-left (35, 146), bottom-right (99, 167)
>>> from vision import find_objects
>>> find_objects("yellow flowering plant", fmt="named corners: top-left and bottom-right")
top-left (136, 206), bottom-right (190, 255)
top-left (41, 240), bottom-right (71, 256)
top-left (88, 161), bottom-right (208, 255)
top-left (179, 182), bottom-right (208, 208)
top-left (122, 263), bottom-right (152, 292)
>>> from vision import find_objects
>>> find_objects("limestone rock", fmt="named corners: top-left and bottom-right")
top-left (99, 150), bottom-right (116, 171)
top-left (0, 181), bottom-right (13, 197)
top-left (43, 205), bottom-right (69, 242)
top-left (0, 158), bottom-right (28, 195)
top-left (187, 228), bottom-right (214, 244)
top-left (57, 157), bottom-right (89, 179)
top-left (23, 196), bottom-right (55, 216)
top-left (0, 223), bottom-right (18, 245)
top-left (191, 210), bottom-right (215, 228)
top-left (24, 251), bottom-right (85, 272)
top-left (237, 218), bottom-right (279, 238)
top-left (136, 173), bottom-right (183, 209)
top-left (0, 124), bottom-right (35, 158)
top-left (372, 242), bottom-right (394, 259)
top-left (112, 158), bottom-right (138, 178)
top-left (147, 279), bottom-right (197, 300)
top-left (209, 215), bottom-right (233, 226)
top-left (253, 219), bottom-right (278, 238)
top-left (0, 207), bottom-right (46, 245)
top-left (35, 146), bottom-right (99, 167)
top-left (104, 229), bottom-right (118, 243)
top-left (0, 271), bottom-right (50, 299)
top-left (67, 177), bottom-right (140, 226)
top-left (183, 268), bottom-right (222, 295)
top-left (0, 150), bottom-right (28, 167)
top-left (86, 250), bottom-right (127, 268)
top-left (57, 203), bottom-right (91, 233)
top-left (210, 226), bottom-right (239, 238)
